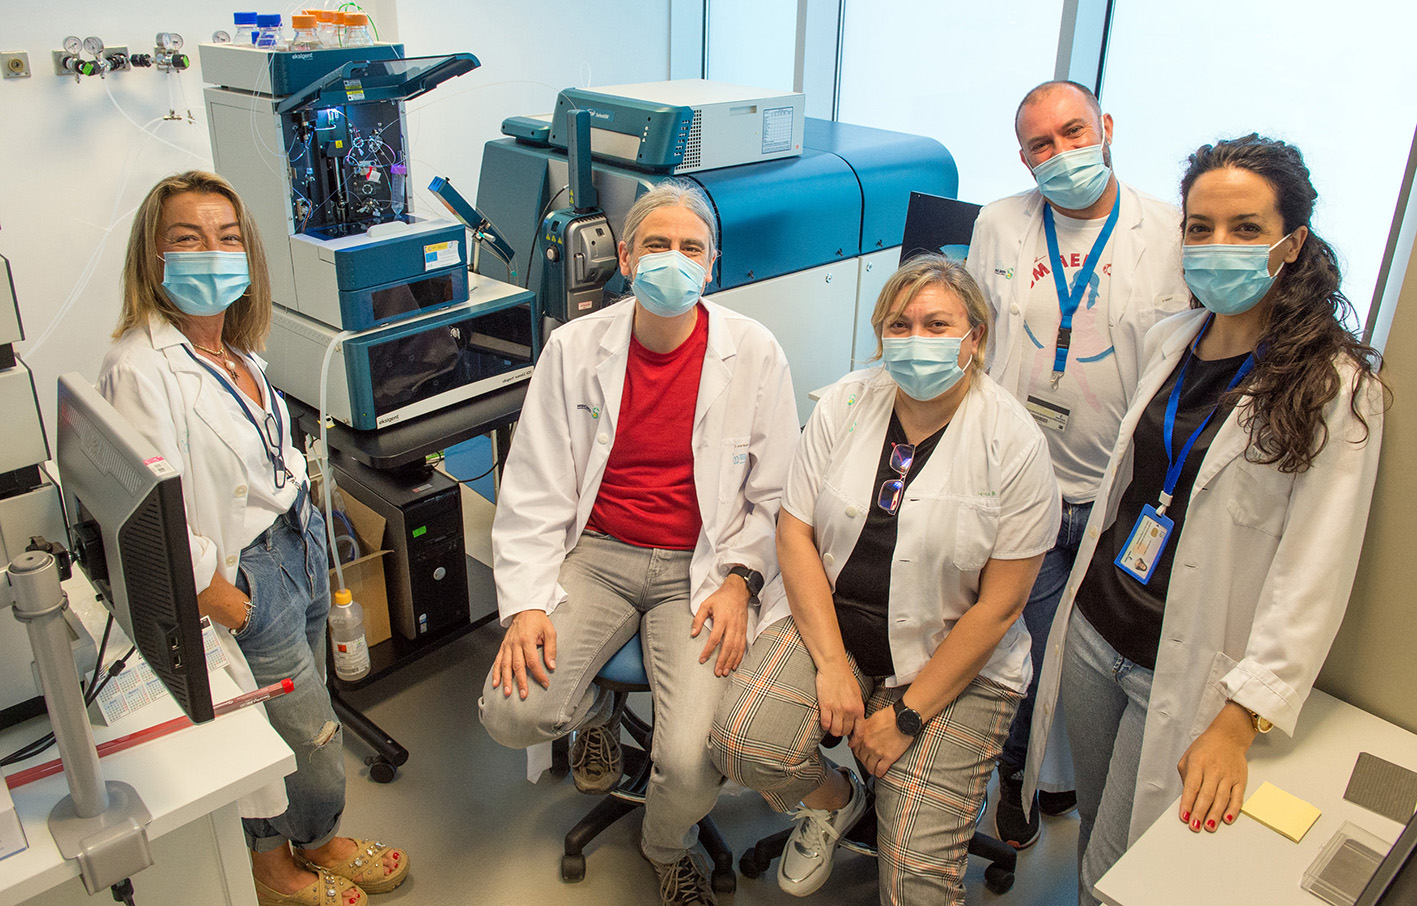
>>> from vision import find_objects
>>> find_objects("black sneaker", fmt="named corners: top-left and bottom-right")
top-left (643, 850), bottom-right (717, 906)
top-left (570, 721), bottom-right (623, 794)
top-left (1038, 789), bottom-right (1078, 817)
top-left (995, 766), bottom-right (1040, 850)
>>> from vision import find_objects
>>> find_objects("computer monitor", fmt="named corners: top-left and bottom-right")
top-left (1356, 809), bottom-right (1417, 906)
top-left (55, 373), bottom-right (214, 723)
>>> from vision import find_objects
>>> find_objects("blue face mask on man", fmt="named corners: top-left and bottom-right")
top-left (1181, 232), bottom-right (1295, 316)
top-left (632, 249), bottom-right (707, 318)
top-left (161, 250), bottom-right (251, 317)
top-left (1032, 142), bottom-right (1112, 211)
top-left (881, 334), bottom-right (974, 401)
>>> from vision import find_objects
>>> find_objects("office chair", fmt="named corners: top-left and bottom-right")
top-left (550, 634), bottom-right (737, 893)
top-left (735, 739), bottom-right (1017, 895)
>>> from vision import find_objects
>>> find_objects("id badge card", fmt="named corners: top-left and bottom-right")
top-left (1114, 504), bottom-right (1174, 584)
top-left (1026, 395), bottom-right (1071, 432)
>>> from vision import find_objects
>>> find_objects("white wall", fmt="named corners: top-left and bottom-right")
top-left (0, 0), bottom-right (670, 449)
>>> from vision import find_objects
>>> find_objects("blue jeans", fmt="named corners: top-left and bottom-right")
top-left (479, 533), bottom-right (730, 864)
top-left (234, 502), bottom-right (346, 853)
top-left (1000, 499), bottom-right (1092, 772)
top-left (1060, 607), bottom-right (1154, 906)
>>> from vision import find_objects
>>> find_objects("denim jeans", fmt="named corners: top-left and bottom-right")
top-left (234, 502), bottom-right (346, 853)
top-left (479, 532), bottom-right (730, 864)
top-left (1000, 499), bottom-right (1092, 772)
top-left (1059, 607), bottom-right (1154, 906)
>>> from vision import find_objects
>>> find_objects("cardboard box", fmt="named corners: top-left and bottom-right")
top-left (312, 471), bottom-right (393, 648)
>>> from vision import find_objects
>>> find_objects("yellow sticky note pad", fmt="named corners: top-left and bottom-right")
top-left (1241, 781), bottom-right (1322, 842)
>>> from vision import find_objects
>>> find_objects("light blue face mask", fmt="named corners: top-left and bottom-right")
top-left (1181, 232), bottom-right (1294, 316)
top-left (881, 334), bottom-right (973, 401)
top-left (161, 251), bottom-right (251, 317)
top-left (633, 250), bottom-right (707, 318)
top-left (1032, 142), bottom-right (1112, 211)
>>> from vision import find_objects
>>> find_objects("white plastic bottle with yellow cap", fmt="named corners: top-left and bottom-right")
top-left (330, 588), bottom-right (370, 681)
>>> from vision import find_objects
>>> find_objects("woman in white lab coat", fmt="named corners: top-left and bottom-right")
top-left (99, 171), bottom-right (407, 906)
top-left (1022, 135), bottom-right (1388, 905)
top-left (710, 255), bottom-right (1060, 906)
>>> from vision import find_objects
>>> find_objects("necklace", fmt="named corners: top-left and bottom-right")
top-left (191, 341), bottom-right (240, 381)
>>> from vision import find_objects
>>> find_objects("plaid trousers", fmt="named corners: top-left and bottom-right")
top-left (710, 617), bottom-right (1019, 906)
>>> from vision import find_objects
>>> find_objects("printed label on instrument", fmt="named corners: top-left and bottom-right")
top-left (423, 240), bottom-right (461, 271)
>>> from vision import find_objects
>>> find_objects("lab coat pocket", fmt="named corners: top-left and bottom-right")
top-left (952, 498), bottom-right (1000, 572)
top-left (1188, 650), bottom-right (1239, 739)
top-left (718, 436), bottom-right (752, 503)
top-left (1225, 461), bottom-right (1290, 537)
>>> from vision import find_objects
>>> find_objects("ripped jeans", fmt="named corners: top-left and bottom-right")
top-left (234, 503), bottom-right (346, 852)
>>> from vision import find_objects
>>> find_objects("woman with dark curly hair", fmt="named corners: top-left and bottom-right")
top-left (1020, 134), bottom-right (1388, 905)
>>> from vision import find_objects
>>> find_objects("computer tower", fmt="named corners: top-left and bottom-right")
top-left (331, 455), bottom-right (469, 640)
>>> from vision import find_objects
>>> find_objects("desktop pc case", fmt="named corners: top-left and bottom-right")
top-left (331, 455), bottom-right (468, 640)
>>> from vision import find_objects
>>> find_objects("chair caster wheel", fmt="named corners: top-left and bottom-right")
top-left (561, 852), bottom-right (586, 882)
top-left (738, 850), bottom-right (767, 880)
top-left (984, 864), bottom-right (1014, 894)
top-left (712, 867), bottom-right (737, 894)
top-left (365, 756), bottom-right (397, 783)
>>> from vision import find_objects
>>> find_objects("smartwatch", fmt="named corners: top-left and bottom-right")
top-left (727, 565), bottom-right (764, 600)
top-left (892, 697), bottom-right (923, 737)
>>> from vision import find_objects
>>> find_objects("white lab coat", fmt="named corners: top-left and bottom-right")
top-left (99, 316), bottom-right (306, 819)
top-left (1023, 308), bottom-right (1385, 843)
top-left (491, 297), bottom-right (799, 636)
top-left (758, 367), bottom-right (1060, 689)
top-left (966, 182), bottom-right (1190, 405)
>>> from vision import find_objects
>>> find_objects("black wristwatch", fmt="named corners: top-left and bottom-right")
top-left (892, 697), bottom-right (923, 737)
top-left (726, 565), bottom-right (764, 600)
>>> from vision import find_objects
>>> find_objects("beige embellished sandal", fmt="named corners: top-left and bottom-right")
top-left (254, 868), bottom-right (367, 906)
top-left (297, 839), bottom-right (409, 895)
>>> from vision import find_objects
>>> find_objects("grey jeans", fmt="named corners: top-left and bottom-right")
top-left (478, 532), bottom-right (729, 863)
top-left (1059, 607), bottom-right (1155, 906)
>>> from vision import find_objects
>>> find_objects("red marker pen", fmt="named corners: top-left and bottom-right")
top-left (213, 678), bottom-right (294, 716)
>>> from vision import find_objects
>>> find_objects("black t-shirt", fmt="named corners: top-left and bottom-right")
top-left (1076, 348), bottom-right (1250, 669)
top-left (833, 411), bottom-right (948, 677)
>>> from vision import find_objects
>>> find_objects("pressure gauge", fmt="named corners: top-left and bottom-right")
top-left (82, 37), bottom-right (104, 57)
top-left (157, 32), bottom-right (184, 52)
top-left (211, 30), bottom-right (231, 44)
top-left (63, 36), bottom-right (82, 56)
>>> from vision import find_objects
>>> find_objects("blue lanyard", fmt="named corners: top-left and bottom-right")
top-left (182, 346), bottom-right (292, 489)
top-left (1042, 193), bottom-right (1121, 387)
top-left (1158, 316), bottom-right (1254, 514)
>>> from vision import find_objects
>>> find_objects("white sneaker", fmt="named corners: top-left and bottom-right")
top-left (778, 768), bottom-right (868, 897)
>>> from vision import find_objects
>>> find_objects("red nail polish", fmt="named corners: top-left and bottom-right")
top-left (1181, 810), bottom-right (1190, 822)
top-left (1192, 819), bottom-right (1201, 830)
top-left (1206, 819), bottom-right (1216, 830)
top-left (1225, 814), bottom-right (1234, 823)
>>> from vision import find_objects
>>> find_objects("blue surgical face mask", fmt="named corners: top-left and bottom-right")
top-left (881, 334), bottom-right (973, 401)
top-left (1032, 142), bottom-right (1112, 211)
top-left (161, 251), bottom-right (251, 317)
top-left (632, 250), bottom-right (707, 318)
top-left (1181, 232), bottom-right (1294, 316)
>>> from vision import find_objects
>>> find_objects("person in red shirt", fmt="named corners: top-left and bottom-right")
top-left (479, 181), bottom-right (800, 906)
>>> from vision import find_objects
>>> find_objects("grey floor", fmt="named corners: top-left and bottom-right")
top-left (335, 591), bottom-right (1081, 906)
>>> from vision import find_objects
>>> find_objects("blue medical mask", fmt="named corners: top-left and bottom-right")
top-left (161, 251), bottom-right (251, 317)
top-left (1032, 142), bottom-right (1112, 211)
top-left (1181, 233), bottom-right (1294, 316)
top-left (881, 334), bottom-right (973, 401)
top-left (633, 250), bottom-right (707, 318)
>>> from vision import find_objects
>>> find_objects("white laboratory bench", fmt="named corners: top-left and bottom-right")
top-left (0, 579), bottom-right (294, 906)
top-left (1095, 689), bottom-right (1417, 906)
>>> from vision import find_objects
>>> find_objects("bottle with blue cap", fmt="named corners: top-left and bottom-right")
top-left (233, 12), bottom-right (258, 45)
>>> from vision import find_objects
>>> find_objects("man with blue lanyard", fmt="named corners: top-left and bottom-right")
top-left (965, 80), bottom-right (1189, 850)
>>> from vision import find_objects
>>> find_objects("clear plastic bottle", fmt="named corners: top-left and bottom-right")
top-left (311, 9), bottom-right (339, 47)
top-left (233, 12), bottom-right (259, 45)
top-left (329, 588), bottom-right (371, 681)
top-left (343, 13), bottom-right (374, 47)
top-left (289, 14), bottom-right (320, 51)
top-left (254, 13), bottom-right (286, 50)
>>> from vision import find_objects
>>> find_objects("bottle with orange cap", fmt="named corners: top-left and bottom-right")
top-left (329, 587), bottom-right (371, 681)
top-left (344, 12), bottom-right (375, 47)
top-left (289, 14), bottom-right (320, 50)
